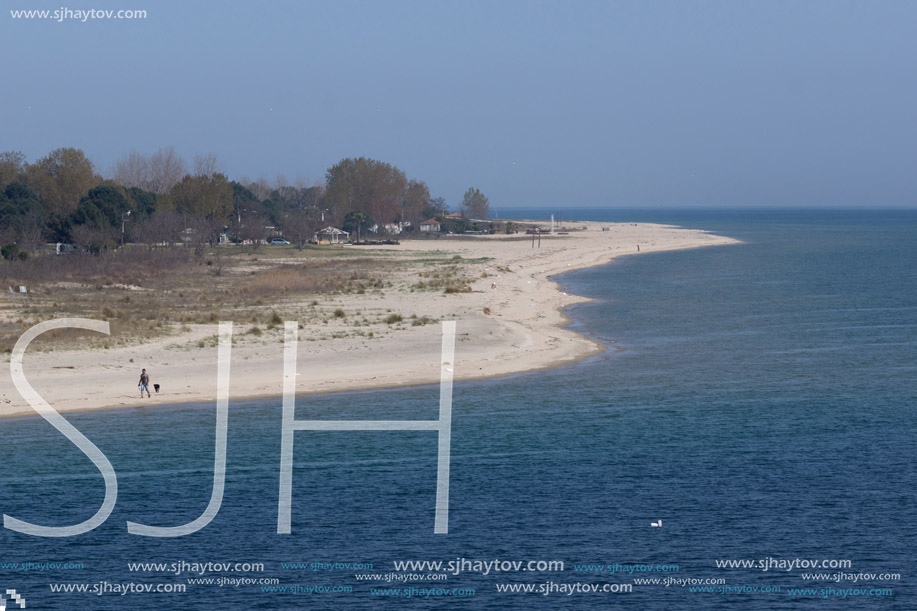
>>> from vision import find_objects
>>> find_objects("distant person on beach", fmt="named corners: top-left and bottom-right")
top-left (138, 368), bottom-right (151, 398)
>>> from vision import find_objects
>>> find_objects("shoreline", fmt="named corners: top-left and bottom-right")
top-left (0, 221), bottom-right (740, 420)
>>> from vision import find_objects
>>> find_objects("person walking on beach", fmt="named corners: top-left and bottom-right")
top-left (138, 368), bottom-right (151, 398)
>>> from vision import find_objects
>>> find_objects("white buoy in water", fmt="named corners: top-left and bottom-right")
top-left (651, 520), bottom-right (662, 527)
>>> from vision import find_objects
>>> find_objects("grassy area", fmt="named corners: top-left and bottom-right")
top-left (0, 243), bottom-right (483, 353)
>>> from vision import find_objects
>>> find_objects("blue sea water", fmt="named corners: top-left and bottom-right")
top-left (2, 208), bottom-right (915, 609)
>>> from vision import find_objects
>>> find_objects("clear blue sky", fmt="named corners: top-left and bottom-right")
top-left (2, 0), bottom-right (916, 207)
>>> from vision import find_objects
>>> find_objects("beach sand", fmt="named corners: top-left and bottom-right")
top-left (0, 221), bottom-right (739, 419)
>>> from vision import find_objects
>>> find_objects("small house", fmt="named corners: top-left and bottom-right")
top-left (420, 219), bottom-right (441, 233)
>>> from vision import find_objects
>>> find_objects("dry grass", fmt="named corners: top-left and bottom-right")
top-left (0, 244), bottom-right (476, 353)
top-left (412, 266), bottom-right (473, 293)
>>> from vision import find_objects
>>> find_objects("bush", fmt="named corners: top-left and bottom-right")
top-left (1, 243), bottom-right (20, 261)
top-left (385, 313), bottom-right (403, 324)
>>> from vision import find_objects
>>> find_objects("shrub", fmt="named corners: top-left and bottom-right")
top-left (385, 313), bottom-right (403, 324)
top-left (1, 243), bottom-right (20, 261)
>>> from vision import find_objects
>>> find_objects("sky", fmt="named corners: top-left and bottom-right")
top-left (1, 0), bottom-right (916, 208)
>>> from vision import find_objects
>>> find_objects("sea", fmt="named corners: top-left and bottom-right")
top-left (1, 208), bottom-right (915, 609)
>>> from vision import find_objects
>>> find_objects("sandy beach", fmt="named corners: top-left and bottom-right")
top-left (0, 221), bottom-right (739, 419)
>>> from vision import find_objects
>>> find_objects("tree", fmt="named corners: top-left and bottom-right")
top-left (16, 209), bottom-right (46, 252)
top-left (72, 185), bottom-right (131, 228)
top-left (25, 147), bottom-right (99, 217)
top-left (402, 180), bottom-right (430, 228)
top-left (0, 151), bottom-right (27, 190)
top-left (126, 186), bottom-right (158, 220)
top-left (148, 147), bottom-right (186, 194)
top-left (236, 212), bottom-right (270, 250)
top-left (112, 147), bottom-right (186, 194)
top-left (231, 181), bottom-right (260, 223)
top-left (342, 210), bottom-right (373, 243)
top-left (170, 173), bottom-right (234, 246)
top-left (71, 185), bottom-right (133, 249)
top-left (281, 209), bottom-right (319, 250)
top-left (324, 157), bottom-right (407, 225)
top-left (424, 196), bottom-right (448, 220)
top-left (0, 182), bottom-right (42, 225)
top-left (136, 211), bottom-right (185, 250)
top-left (461, 187), bottom-right (490, 220)
top-left (0, 183), bottom-right (45, 251)
top-left (192, 152), bottom-right (223, 177)
top-left (248, 177), bottom-right (271, 201)
top-left (71, 223), bottom-right (116, 254)
top-left (111, 150), bottom-right (151, 190)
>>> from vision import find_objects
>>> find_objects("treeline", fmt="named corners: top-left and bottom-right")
top-left (0, 147), bottom-right (491, 258)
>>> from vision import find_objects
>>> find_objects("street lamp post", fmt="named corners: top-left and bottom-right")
top-left (121, 211), bottom-right (131, 248)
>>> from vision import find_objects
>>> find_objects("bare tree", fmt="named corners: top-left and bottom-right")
top-left (0, 221), bottom-right (16, 246)
top-left (137, 211), bottom-right (184, 249)
top-left (192, 152), bottom-right (224, 178)
top-left (17, 209), bottom-right (46, 252)
top-left (249, 177), bottom-right (271, 201)
top-left (237, 213), bottom-right (270, 250)
top-left (187, 215), bottom-right (216, 256)
top-left (282, 210), bottom-right (318, 250)
top-left (112, 150), bottom-right (151, 190)
top-left (149, 147), bottom-right (186, 194)
top-left (71, 223), bottom-right (116, 254)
